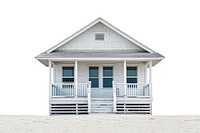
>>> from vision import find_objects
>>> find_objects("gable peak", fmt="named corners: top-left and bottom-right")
top-left (46, 18), bottom-right (154, 54)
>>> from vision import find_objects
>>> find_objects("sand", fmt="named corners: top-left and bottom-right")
top-left (0, 115), bottom-right (200, 133)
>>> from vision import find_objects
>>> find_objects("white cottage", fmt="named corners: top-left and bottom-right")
top-left (36, 18), bottom-right (164, 115)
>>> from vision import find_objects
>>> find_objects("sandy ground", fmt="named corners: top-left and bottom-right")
top-left (0, 115), bottom-right (200, 133)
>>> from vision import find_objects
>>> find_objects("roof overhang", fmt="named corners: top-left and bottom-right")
top-left (36, 57), bottom-right (164, 67)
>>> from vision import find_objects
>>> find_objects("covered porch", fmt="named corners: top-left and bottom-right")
top-left (48, 59), bottom-right (153, 114)
top-left (48, 60), bottom-right (153, 98)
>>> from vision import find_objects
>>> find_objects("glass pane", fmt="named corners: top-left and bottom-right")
top-left (63, 67), bottom-right (74, 76)
top-left (89, 78), bottom-right (99, 88)
top-left (103, 67), bottom-right (113, 77)
top-left (127, 78), bottom-right (137, 83)
top-left (127, 67), bottom-right (137, 76)
top-left (103, 78), bottom-right (113, 88)
top-left (89, 67), bottom-right (98, 77)
top-left (62, 78), bottom-right (74, 82)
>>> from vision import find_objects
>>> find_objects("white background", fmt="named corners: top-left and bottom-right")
top-left (0, 0), bottom-right (200, 115)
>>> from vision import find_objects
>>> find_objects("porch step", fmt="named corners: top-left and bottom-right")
top-left (91, 99), bottom-right (113, 113)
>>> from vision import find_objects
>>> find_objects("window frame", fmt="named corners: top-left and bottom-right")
top-left (89, 66), bottom-right (99, 88)
top-left (62, 65), bottom-right (75, 83)
top-left (103, 66), bottom-right (113, 88)
top-left (126, 65), bottom-right (138, 84)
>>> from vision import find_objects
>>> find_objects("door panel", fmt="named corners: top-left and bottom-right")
top-left (103, 67), bottom-right (113, 88)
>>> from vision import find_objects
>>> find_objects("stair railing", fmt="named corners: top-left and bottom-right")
top-left (87, 81), bottom-right (91, 113)
top-left (112, 81), bottom-right (117, 113)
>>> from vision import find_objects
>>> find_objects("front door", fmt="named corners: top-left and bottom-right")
top-left (89, 66), bottom-right (113, 98)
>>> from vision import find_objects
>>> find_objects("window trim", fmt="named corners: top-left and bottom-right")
top-left (126, 65), bottom-right (138, 84)
top-left (103, 66), bottom-right (113, 88)
top-left (89, 66), bottom-right (99, 88)
top-left (62, 65), bottom-right (75, 83)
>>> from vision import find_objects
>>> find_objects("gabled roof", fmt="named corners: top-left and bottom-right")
top-left (36, 18), bottom-right (164, 67)
top-left (45, 18), bottom-right (155, 53)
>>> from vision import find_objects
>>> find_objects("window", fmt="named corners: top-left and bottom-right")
top-left (89, 67), bottom-right (99, 88)
top-left (62, 67), bottom-right (74, 83)
top-left (103, 67), bottom-right (113, 88)
top-left (95, 33), bottom-right (104, 40)
top-left (127, 67), bottom-right (137, 83)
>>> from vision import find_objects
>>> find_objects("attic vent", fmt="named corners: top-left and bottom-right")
top-left (95, 33), bottom-right (104, 40)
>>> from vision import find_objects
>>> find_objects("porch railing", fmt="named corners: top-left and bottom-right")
top-left (51, 82), bottom-right (91, 113)
top-left (51, 83), bottom-right (89, 97)
top-left (114, 83), bottom-right (151, 98)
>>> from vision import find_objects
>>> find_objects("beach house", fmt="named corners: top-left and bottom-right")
top-left (35, 18), bottom-right (164, 115)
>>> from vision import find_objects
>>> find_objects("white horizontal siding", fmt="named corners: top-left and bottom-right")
top-left (54, 64), bottom-right (61, 83)
top-left (55, 23), bottom-right (145, 51)
top-left (138, 63), bottom-right (145, 83)
top-left (77, 62), bottom-right (88, 83)
top-left (114, 62), bottom-right (124, 83)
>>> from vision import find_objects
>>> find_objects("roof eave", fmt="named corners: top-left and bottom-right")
top-left (36, 56), bottom-right (164, 66)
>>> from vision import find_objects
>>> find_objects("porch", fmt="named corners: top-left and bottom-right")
top-left (48, 60), bottom-right (153, 114)
top-left (50, 82), bottom-right (152, 114)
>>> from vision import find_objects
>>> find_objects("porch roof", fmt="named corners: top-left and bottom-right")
top-left (35, 50), bottom-right (164, 66)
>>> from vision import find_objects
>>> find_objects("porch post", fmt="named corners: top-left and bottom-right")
top-left (49, 60), bottom-right (52, 99)
top-left (144, 62), bottom-right (148, 83)
top-left (113, 81), bottom-right (117, 113)
top-left (75, 60), bottom-right (78, 98)
top-left (149, 61), bottom-right (152, 99)
top-left (124, 61), bottom-right (127, 98)
top-left (88, 81), bottom-right (91, 113)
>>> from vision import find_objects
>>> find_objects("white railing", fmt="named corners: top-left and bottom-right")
top-left (115, 83), bottom-right (124, 97)
top-left (114, 83), bottom-right (150, 98)
top-left (52, 83), bottom-right (74, 97)
top-left (51, 83), bottom-right (89, 97)
top-left (77, 83), bottom-right (88, 96)
top-left (52, 82), bottom-right (150, 98)
top-left (127, 83), bottom-right (150, 97)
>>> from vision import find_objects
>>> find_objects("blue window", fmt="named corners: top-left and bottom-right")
top-left (89, 67), bottom-right (99, 88)
top-left (63, 67), bottom-right (74, 76)
top-left (127, 67), bottom-right (137, 83)
top-left (103, 67), bottom-right (113, 88)
top-left (127, 67), bottom-right (137, 76)
top-left (62, 67), bottom-right (74, 83)
top-left (103, 67), bottom-right (113, 76)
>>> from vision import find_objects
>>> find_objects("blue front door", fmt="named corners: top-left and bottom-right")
top-left (89, 66), bottom-right (113, 98)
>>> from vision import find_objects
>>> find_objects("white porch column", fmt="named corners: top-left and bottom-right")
top-left (149, 61), bottom-right (152, 84)
top-left (124, 61), bottom-right (127, 98)
top-left (112, 81), bottom-right (117, 112)
top-left (88, 81), bottom-right (91, 113)
top-left (75, 60), bottom-right (78, 98)
top-left (144, 62), bottom-right (148, 83)
top-left (149, 61), bottom-right (152, 99)
top-left (49, 60), bottom-right (52, 99)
